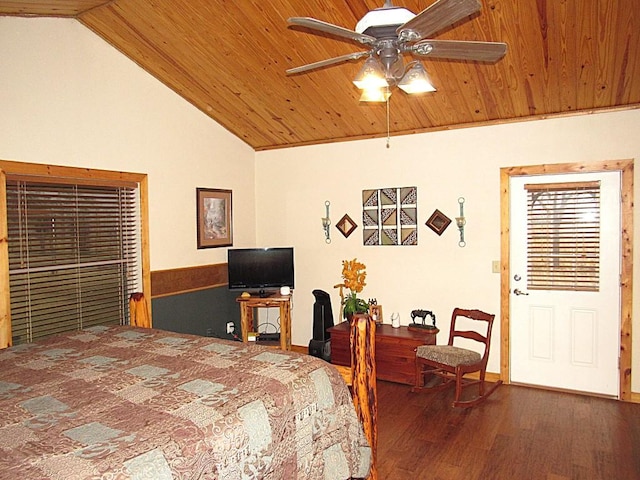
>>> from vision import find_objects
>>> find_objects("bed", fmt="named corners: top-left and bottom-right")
top-left (0, 325), bottom-right (371, 479)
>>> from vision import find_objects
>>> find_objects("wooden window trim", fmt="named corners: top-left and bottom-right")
top-left (0, 160), bottom-right (151, 348)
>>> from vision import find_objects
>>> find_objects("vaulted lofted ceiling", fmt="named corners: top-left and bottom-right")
top-left (1, 0), bottom-right (639, 151)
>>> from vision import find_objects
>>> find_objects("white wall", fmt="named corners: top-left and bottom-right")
top-left (0, 16), bottom-right (256, 270)
top-left (256, 109), bottom-right (640, 392)
top-left (2, 15), bottom-right (639, 394)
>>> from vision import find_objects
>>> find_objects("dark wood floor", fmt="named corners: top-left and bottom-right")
top-left (376, 380), bottom-right (640, 479)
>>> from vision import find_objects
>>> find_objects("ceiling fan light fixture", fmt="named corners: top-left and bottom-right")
top-left (398, 62), bottom-right (436, 94)
top-left (353, 56), bottom-right (388, 90)
top-left (359, 87), bottom-right (391, 102)
top-left (355, 4), bottom-right (416, 34)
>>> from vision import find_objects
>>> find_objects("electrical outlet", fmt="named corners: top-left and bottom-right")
top-left (226, 322), bottom-right (235, 334)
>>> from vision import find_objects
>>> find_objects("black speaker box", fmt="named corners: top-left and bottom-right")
top-left (308, 339), bottom-right (331, 362)
top-left (312, 289), bottom-right (334, 342)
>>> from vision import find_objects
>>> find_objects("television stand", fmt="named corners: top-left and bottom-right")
top-left (236, 294), bottom-right (292, 351)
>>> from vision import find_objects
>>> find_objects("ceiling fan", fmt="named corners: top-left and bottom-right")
top-left (287, 0), bottom-right (507, 100)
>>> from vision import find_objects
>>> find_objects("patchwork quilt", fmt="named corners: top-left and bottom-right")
top-left (0, 326), bottom-right (370, 479)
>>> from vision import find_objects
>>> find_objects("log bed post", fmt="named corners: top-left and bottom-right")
top-left (129, 292), bottom-right (151, 328)
top-left (350, 313), bottom-right (377, 480)
top-left (0, 170), bottom-right (10, 348)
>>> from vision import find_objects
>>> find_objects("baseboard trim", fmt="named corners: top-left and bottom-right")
top-left (291, 344), bottom-right (307, 355)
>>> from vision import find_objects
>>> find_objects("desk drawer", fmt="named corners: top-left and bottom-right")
top-left (327, 322), bottom-right (438, 385)
top-left (376, 335), bottom-right (433, 384)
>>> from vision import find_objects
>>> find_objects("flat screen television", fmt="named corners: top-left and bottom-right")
top-left (227, 247), bottom-right (295, 296)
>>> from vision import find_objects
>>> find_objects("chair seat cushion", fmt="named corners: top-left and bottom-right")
top-left (416, 345), bottom-right (481, 367)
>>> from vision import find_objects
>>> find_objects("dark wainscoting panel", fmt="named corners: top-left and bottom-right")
top-left (150, 263), bottom-right (239, 339)
top-left (149, 263), bottom-right (306, 349)
top-left (151, 286), bottom-right (240, 339)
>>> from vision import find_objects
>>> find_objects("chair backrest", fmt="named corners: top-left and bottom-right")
top-left (447, 308), bottom-right (496, 365)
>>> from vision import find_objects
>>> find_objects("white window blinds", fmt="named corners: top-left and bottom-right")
top-left (526, 181), bottom-right (600, 292)
top-left (6, 179), bottom-right (140, 344)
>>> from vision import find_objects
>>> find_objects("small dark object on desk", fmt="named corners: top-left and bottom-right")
top-left (257, 333), bottom-right (281, 341)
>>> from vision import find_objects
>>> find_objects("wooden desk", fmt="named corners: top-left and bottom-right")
top-left (328, 322), bottom-right (439, 385)
top-left (236, 294), bottom-right (292, 351)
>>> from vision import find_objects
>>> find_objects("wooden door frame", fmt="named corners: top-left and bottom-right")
top-left (500, 160), bottom-right (634, 401)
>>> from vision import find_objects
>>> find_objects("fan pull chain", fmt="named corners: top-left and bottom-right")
top-left (386, 87), bottom-right (390, 149)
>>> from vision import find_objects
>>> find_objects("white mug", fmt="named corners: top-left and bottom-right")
top-left (391, 312), bottom-right (400, 328)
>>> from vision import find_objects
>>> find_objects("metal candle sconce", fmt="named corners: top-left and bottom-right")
top-left (456, 197), bottom-right (466, 247)
top-left (322, 200), bottom-right (331, 243)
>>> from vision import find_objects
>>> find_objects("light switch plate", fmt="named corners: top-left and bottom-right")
top-left (492, 260), bottom-right (501, 273)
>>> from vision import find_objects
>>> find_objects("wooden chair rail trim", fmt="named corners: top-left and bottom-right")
top-left (151, 263), bottom-right (227, 298)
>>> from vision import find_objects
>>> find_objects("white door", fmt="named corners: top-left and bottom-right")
top-left (510, 172), bottom-right (620, 397)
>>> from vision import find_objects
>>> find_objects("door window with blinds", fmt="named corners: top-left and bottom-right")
top-left (6, 178), bottom-right (140, 344)
top-left (525, 181), bottom-right (600, 292)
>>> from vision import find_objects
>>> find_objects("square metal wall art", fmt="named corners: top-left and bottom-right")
top-left (362, 187), bottom-right (417, 246)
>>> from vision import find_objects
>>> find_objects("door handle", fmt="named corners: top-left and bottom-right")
top-left (513, 288), bottom-right (529, 296)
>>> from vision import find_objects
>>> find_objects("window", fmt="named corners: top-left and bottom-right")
top-left (525, 181), bottom-right (600, 292)
top-left (0, 162), bottom-right (150, 347)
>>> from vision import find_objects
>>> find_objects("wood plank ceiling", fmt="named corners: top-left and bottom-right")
top-left (2, 0), bottom-right (639, 151)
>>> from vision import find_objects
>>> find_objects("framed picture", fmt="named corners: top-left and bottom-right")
top-left (425, 209), bottom-right (451, 236)
top-left (369, 304), bottom-right (383, 324)
top-left (197, 188), bottom-right (233, 248)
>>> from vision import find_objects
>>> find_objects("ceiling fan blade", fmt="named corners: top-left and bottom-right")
top-left (288, 17), bottom-right (376, 46)
top-left (398, 0), bottom-right (482, 40)
top-left (286, 51), bottom-right (371, 75)
top-left (412, 39), bottom-right (507, 62)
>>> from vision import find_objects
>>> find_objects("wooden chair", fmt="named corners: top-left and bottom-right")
top-left (412, 308), bottom-right (502, 408)
top-left (333, 313), bottom-right (377, 480)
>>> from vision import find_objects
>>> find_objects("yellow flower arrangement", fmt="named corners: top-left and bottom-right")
top-left (340, 258), bottom-right (369, 319)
